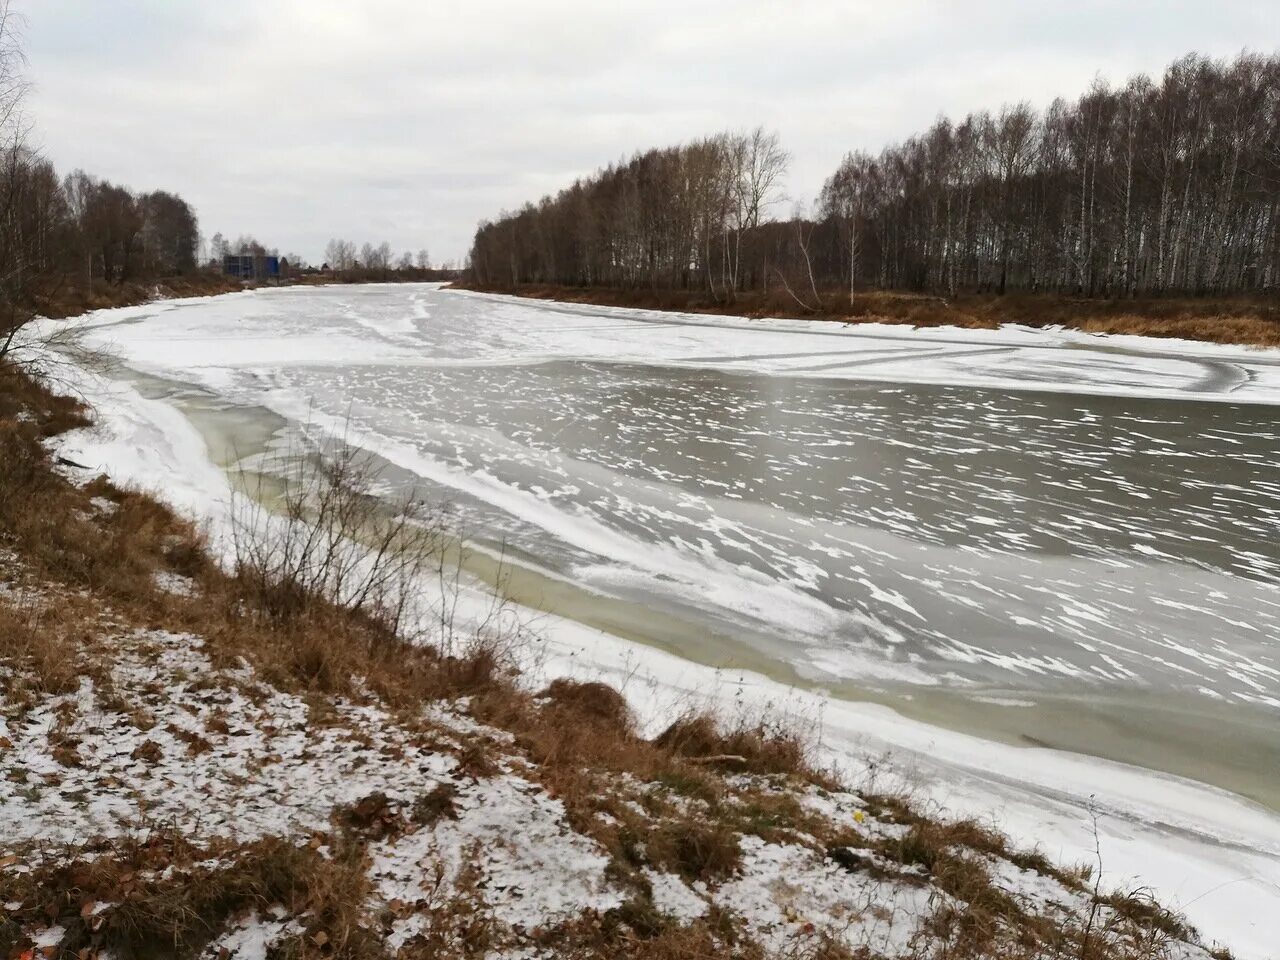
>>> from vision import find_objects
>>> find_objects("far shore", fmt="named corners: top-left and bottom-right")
top-left (452, 281), bottom-right (1280, 349)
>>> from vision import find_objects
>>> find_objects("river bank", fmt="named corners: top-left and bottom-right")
top-left (2, 335), bottom-right (1254, 959)
top-left (28, 283), bottom-right (1280, 957)
top-left (453, 283), bottom-right (1280, 348)
top-left (106, 364), bottom-right (1280, 815)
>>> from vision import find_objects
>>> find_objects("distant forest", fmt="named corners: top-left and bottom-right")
top-left (0, 0), bottom-right (449, 356)
top-left (469, 52), bottom-right (1280, 301)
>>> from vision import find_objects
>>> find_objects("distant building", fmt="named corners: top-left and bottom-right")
top-left (223, 254), bottom-right (281, 281)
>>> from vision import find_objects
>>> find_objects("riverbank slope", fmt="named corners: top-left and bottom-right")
top-left (0, 362), bottom-right (1237, 960)
top-left (7, 285), bottom-right (1280, 957)
top-left (454, 283), bottom-right (1280, 348)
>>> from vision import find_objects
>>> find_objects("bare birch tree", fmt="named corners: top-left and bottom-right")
top-left (470, 51), bottom-right (1280, 299)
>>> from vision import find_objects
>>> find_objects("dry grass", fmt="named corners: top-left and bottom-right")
top-left (541, 678), bottom-right (636, 735)
top-left (0, 827), bottom-right (383, 960)
top-left (531, 906), bottom-right (779, 960)
top-left (880, 822), bottom-right (1050, 956)
top-left (853, 813), bottom-right (1201, 960)
top-left (1098, 889), bottom-right (1195, 945)
top-left (865, 812), bottom-right (1071, 888)
top-left (30, 273), bottom-right (243, 322)
top-left (0, 377), bottom-right (208, 617)
top-left (653, 712), bottom-right (819, 779)
top-left (0, 599), bottom-right (103, 709)
top-left (457, 282), bottom-right (1280, 347)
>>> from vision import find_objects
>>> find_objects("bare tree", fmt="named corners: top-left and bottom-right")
top-left (209, 231), bottom-right (230, 265)
top-left (819, 151), bottom-right (873, 304)
top-left (0, 0), bottom-right (47, 366)
top-left (325, 238), bottom-right (356, 272)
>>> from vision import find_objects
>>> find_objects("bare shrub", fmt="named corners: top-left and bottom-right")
top-left (654, 711), bottom-right (816, 778)
top-left (540, 678), bottom-right (635, 737)
top-left (230, 433), bottom-right (448, 641)
top-left (645, 818), bottom-right (743, 883)
top-left (204, 424), bottom-right (531, 708)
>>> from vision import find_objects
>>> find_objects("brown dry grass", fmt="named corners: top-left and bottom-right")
top-left (653, 712), bottom-right (820, 779)
top-left (873, 820), bottom-right (1054, 957)
top-left (0, 600), bottom-right (106, 710)
top-left (856, 814), bottom-right (1200, 960)
top-left (0, 826), bottom-right (383, 960)
top-left (530, 906), bottom-right (780, 960)
top-left (457, 282), bottom-right (1280, 347)
top-left (30, 273), bottom-right (244, 322)
top-left (0, 367), bottom-right (208, 619)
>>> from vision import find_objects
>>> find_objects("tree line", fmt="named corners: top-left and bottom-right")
top-left (2, 150), bottom-right (201, 331)
top-left (0, 0), bottom-right (203, 358)
top-left (321, 238), bottom-right (457, 280)
top-left (0, 0), bottom-right (453, 365)
top-left (469, 50), bottom-right (1280, 301)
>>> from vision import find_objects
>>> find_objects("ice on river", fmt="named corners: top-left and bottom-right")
top-left (50, 284), bottom-right (1280, 958)
top-left (69, 284), bottom-right (1280, 709)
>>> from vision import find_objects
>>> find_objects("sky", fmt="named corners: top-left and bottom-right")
top-left (21, 1), bottom-right (1276, 266)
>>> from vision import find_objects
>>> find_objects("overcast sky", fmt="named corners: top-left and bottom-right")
top-left (23, 1), bottom-right (1274, 265)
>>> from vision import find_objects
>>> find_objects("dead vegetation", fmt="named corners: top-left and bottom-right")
top-left (456, 283), bottom-right (1280, 348)
top-left (0, 360), bottom-right (1233, 960)
top-left (653, 712), bottom-right (819, 779)
top-left (29, 274), bottom-right (244, 324)
top-left (0, 828), bottom-right (382, 960)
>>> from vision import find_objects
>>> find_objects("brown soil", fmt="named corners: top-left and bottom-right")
top-left (454, 283), bottom-right (1280, 348)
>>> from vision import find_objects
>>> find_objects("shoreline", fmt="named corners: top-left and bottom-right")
top-left (452, 282), bottom-right (1280, 349)
top-left (115, 362), bottom-right (1280, 815)
top-left (437, 285), bottom-right (1280, 408)
top-left (2, 360), bottom-right (1254, 959)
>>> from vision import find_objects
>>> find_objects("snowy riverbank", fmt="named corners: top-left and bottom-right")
top-left (34, 285), bottom-right (1280, 957)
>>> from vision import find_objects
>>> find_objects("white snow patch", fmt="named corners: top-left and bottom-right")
top-left (0, 629), bottom-right (459, 848)
top-left (642, 868), bottom-right (708, 922)
top-left (367, 774), bottom-right (622, 944)
top-left (714, 836), bottom-right (933, 957)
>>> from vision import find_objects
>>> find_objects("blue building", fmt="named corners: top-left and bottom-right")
top-left (223, 254), bottom-right (281, 280)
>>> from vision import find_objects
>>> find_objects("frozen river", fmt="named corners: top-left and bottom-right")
top-left (74, 284), bottom-right (1280, 804)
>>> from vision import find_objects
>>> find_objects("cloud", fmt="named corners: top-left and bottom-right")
top-left (22, 0), bottom-right (1272, 264)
